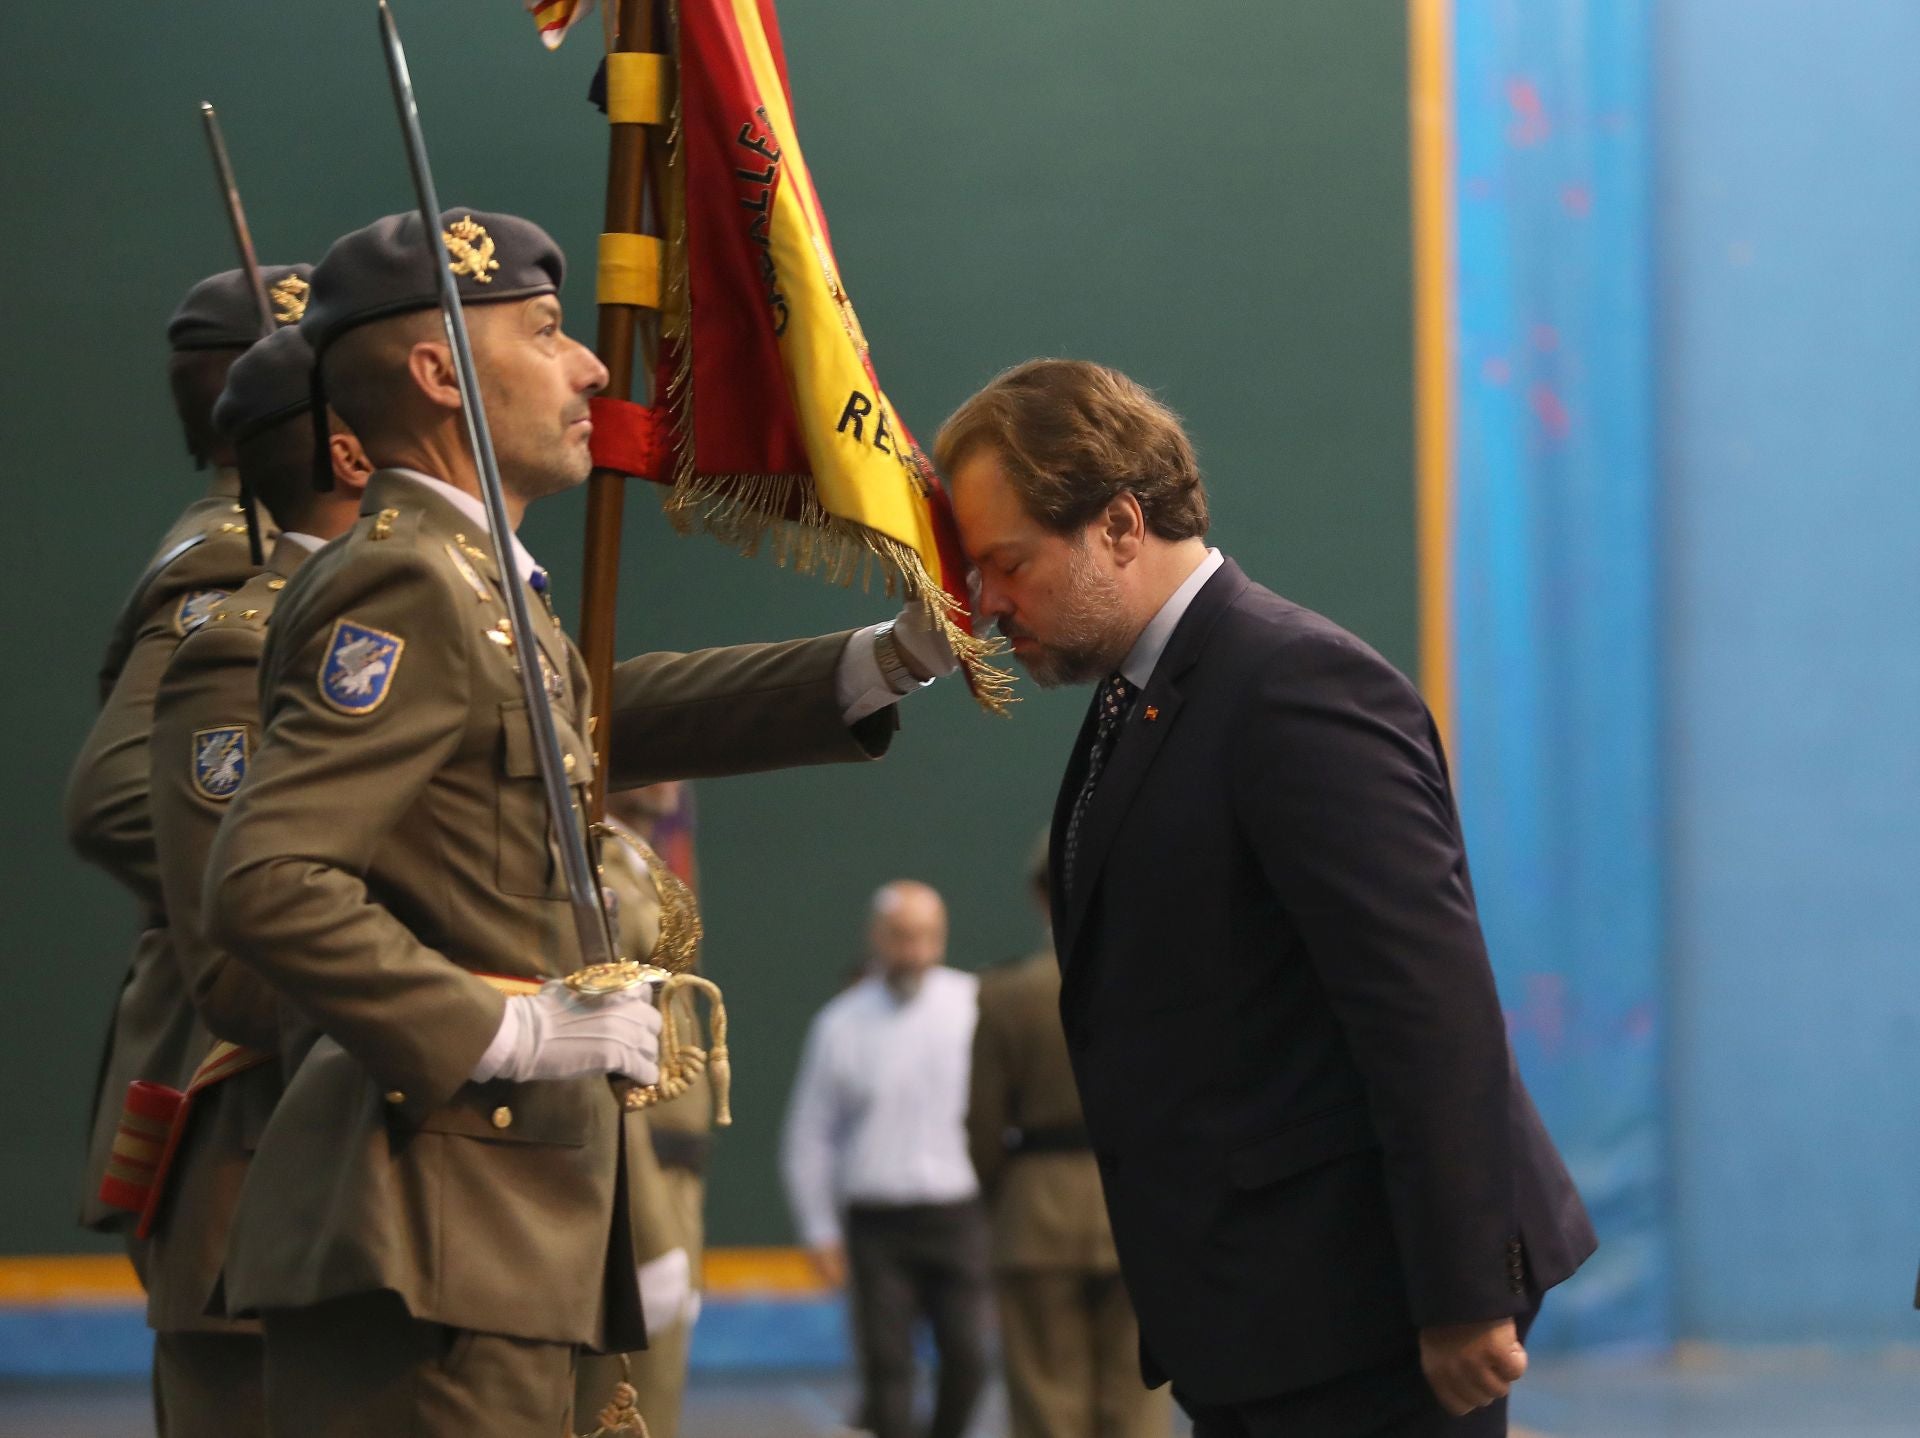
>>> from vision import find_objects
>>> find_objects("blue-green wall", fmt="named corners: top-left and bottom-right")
top-left (2, 1), bottom-right (1415, 1251)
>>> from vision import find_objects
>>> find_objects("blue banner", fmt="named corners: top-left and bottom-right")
top-left (1451, 0), bottom-right (1667, 1351)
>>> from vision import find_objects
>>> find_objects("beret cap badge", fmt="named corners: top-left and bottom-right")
top-left (270, 273), bottom-right (310, 325)
top-left (443, 215), bottom-right (501, 284)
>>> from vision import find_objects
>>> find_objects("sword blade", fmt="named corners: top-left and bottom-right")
top-left (197, 103), bottom-right (276, 339)
top-left (376, 0), bottom-right (618, 975)
top-left (197, 100), bottom-right (270, 565)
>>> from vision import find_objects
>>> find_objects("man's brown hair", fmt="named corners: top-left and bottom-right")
top-left (934, 358), bottom-right (1208, 541)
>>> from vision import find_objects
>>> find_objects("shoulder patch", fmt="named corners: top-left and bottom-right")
top-left (318, 619), bottom-right (406, 715)
top-left (175, 589), bottom-right (230, 637)
top-left (191, 726), bottom-right (250, 801)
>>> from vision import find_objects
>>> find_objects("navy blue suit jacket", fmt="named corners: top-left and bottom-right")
top-left (1050, 557), bottom-right (1595, 1405)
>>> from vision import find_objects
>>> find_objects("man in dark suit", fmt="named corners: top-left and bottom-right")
top-left (937, 359), bottom-right (1596, 1437)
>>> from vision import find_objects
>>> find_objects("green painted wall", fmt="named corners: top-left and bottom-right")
top-left (2, 1), bottom-right (1412, 1252)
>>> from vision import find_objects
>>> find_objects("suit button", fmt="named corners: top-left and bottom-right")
top-left (385, 1091), bottom-right (406, 1104)
top-left (491, 1106), bottom-right (513, 1129)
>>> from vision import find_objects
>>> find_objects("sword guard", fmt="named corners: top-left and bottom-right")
top-left (564, 960), bottom-right (668, 996)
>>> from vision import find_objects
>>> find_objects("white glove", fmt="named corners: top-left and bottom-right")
top-left (891, 597), bottom-right (961, 681)
top-left (470, 980), bottom-right (661, 1084)
top-left (637, 1246), bottom-right (701, 1339)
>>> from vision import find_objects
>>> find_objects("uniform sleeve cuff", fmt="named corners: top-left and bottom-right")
top-left (836, 624), bottom-right (925, 724)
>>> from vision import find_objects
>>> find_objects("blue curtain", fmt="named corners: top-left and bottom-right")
top-left (1451, 0), bottom-right (1666, 1351)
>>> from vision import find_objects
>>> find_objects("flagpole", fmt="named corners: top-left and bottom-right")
top-left (581, 0), bottom-right (664, 819)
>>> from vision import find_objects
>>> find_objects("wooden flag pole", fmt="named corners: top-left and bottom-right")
top-left (582, 0), bottom-right (665, 819)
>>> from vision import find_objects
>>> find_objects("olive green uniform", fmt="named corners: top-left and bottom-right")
top-left (205, 470), bottom-right (893, 1436)
top-left (968, 951), bottom-right (1171, 1438)
top-left (66, 471), bottom-right (271, 1244)
top-left (576, 820), bottom-right (714, 1437)
top-left (142, 536), bottom-right (316, 1436)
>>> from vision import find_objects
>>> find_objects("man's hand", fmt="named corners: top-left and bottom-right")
top-left (809, 1241), bottom-right (848, 1290)
top-left (1419, 1317), bottom-right (1527, 1416)
top-left (471, 981), bottom-right (662, 1085)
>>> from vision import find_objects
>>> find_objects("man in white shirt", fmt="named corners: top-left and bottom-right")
top-left (781, 881), bottom-right (987, 1438)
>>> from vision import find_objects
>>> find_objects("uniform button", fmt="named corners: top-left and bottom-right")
top-left (491, 1106), bottom-right (513, 1129)
top-left (384, 1090), bottom-right (406, 1104)
top-left (563, 753), bottom-right (577, 775)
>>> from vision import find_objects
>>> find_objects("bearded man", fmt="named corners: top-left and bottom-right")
top-left (938, 359), bottom-right (1596, 1438)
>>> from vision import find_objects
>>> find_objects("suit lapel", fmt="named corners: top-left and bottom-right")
top-left (1058, 559), bottom-right (1252, 968)
top-left (1059, 678), bottom-right (1186, 966)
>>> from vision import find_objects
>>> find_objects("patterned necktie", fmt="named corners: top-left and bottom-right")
top-left (1063, 673), bottom-right (1136, 895)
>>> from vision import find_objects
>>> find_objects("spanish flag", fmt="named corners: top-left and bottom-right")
top-left (581, 0), bottom-right (1010, 709)
top-left (526, 0), bottom-right (595, 51)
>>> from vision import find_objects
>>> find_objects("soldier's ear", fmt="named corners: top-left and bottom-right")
top-left (329, 429), bottom-right (376, 493)
top-left (405, 339), bottom-right (461, 414)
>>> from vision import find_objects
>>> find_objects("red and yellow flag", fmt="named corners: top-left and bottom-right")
top-left (526, 0), bottom-right (596, 51)
top-left (566, 0), bottom-right (1009, 708)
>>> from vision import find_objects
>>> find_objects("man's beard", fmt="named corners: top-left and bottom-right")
top-left (485, 389), bottom-right (592, 501)
top-left (1002, 543), bottom-right (1135, 689)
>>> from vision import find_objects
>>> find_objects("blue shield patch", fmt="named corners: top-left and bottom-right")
top-left (319, 619), bottom-right (406, 715)
top-left (192, 726), bottom-right (249, 802)
top-left (175, 589), bottom-right (229, 636)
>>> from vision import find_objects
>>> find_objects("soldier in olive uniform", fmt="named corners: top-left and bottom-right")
top-left (143, 324), bottom-right (375, 1437)
top-left (968, 839), bottom-right (1171, 1438)
top-left (576, 790), bottom-right (711, 1437)
top-left (202, 209), bottom-right (957, 1437)
top-left (66, 265), bottom-right (308, 1264)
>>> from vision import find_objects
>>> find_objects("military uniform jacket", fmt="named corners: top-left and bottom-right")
top-left (143, 536), bottom-right (310, 1333)
top-left (66, 471), bottom-right (270, 1228)
top-left (205, 469), bottom-right (893, 1349)
top-left (968, 949), bottom-right (1119, 1274)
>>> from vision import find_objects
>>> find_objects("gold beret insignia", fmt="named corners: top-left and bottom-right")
top-left (443, 215), bottom-right (501, 284)
top-left (270, 274), bottom-right (310, 324)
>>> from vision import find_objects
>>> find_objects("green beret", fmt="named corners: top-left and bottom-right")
top-left (167, 265), bottom-right (313, 351)
top-left (302, 208), bottom-right (565, 357)
top-left (213, 326), bottom-right (317, 444)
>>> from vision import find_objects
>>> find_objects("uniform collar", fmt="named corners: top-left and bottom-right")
top-left (384, 468), bottom-right (541, 586)
top-left (1119, 547), bottom-right (1224, 689)
top-left (272, 532), bottom-right (323, 576)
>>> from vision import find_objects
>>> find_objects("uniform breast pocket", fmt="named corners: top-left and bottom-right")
top-left (495, 700), bottom-right (593, 899)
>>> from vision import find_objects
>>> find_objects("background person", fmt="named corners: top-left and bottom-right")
top-left (781, 881), bottom-right (987, 1438)
top-left (969, 835), bottom-right (1171, 1438)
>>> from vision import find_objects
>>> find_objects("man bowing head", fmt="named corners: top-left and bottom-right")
top-left (938, 359), bottom-right (1595, 1438)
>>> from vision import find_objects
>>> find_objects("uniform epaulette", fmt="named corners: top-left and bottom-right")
top-left (202, 500), bottom-right (254, 543)
top-left (191, 565), bottom-right (291, 639)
